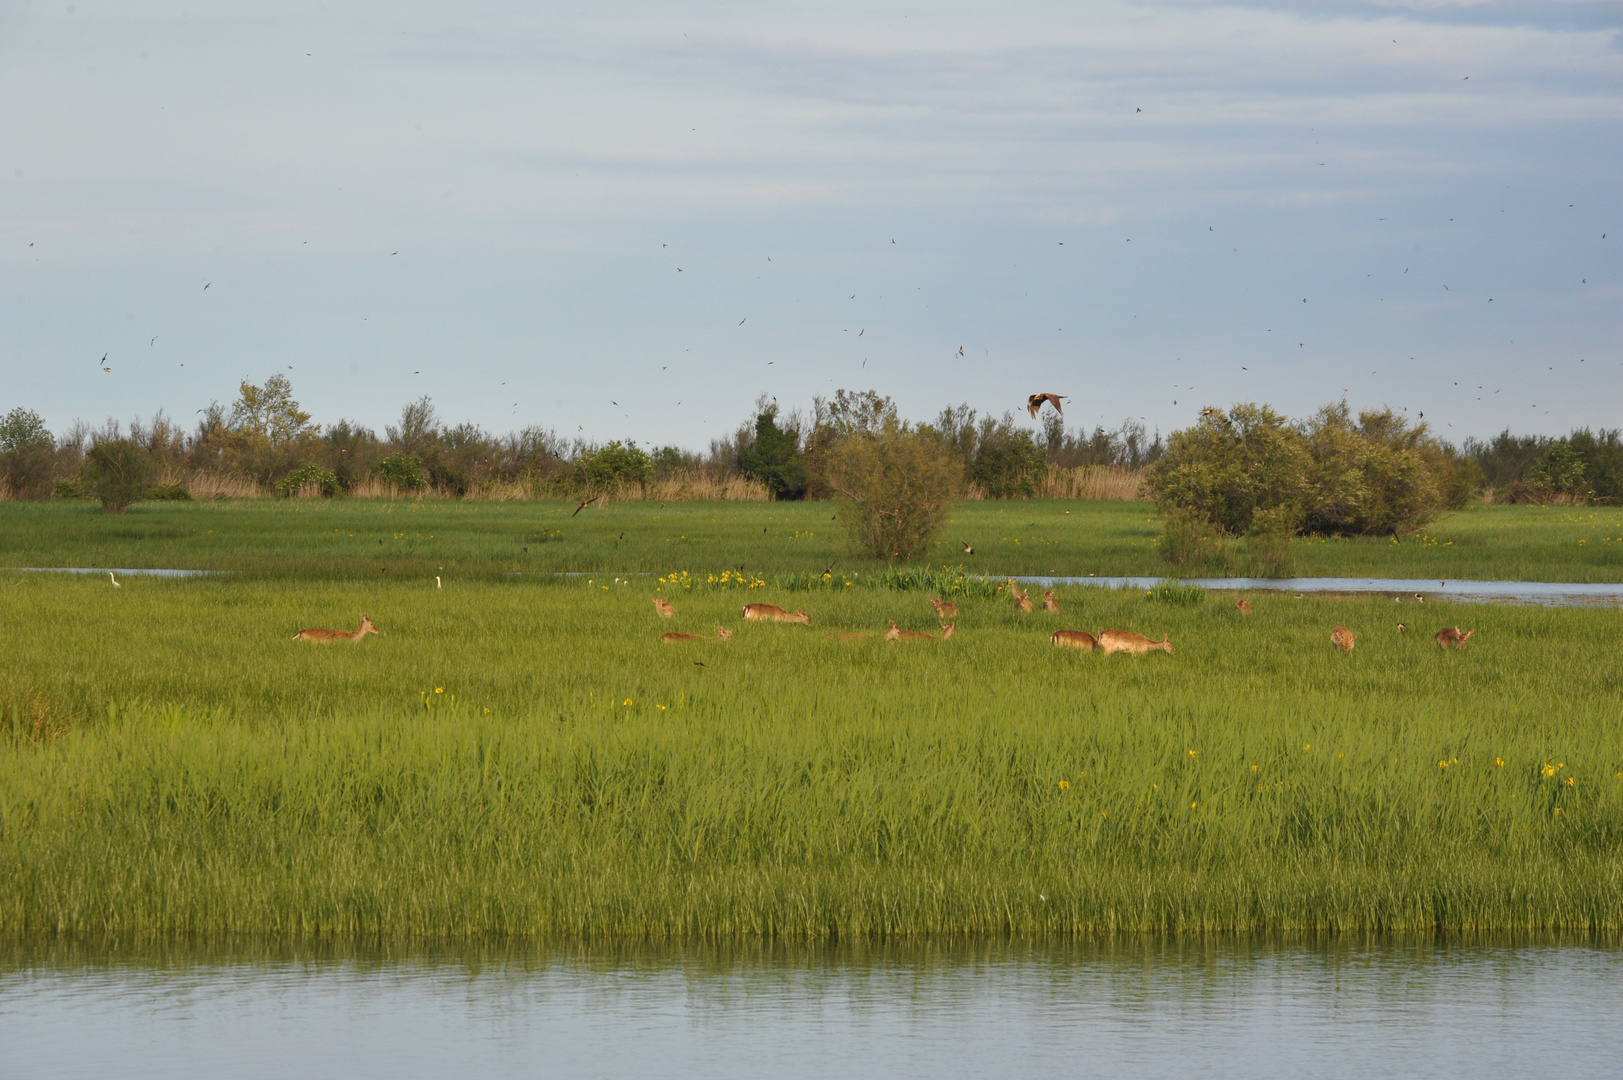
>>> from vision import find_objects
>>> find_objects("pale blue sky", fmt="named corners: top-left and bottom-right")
top-left (4, 0), bottom-right (1619, 449)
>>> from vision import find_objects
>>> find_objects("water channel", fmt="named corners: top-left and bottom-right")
top-left (3, 938), bottom-right (1619, 1079)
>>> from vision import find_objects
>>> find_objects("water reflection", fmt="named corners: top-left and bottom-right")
top-left (2, 938), bottom-right (1619, 1079)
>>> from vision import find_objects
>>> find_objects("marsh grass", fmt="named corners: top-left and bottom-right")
top-left (1, 571), bottom-right (1619, 939)
top-left (2, 499), bottom-right (1621, 582)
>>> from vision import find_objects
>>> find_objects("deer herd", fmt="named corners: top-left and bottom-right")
top-left (289, 590), bottom-right (1473, 657)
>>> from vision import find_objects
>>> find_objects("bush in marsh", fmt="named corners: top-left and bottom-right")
top-left (823, 426), bottom-right (962, 559)
top-left (81, 439), bottom-right (157, 514)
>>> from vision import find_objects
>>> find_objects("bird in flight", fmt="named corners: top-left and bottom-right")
top-left (572, 498), bottom-right (594, 517)
top-left (1027, 393), bottom-right (1066, 418)
top-left (203, 283), bottom-right (210, 290)
top-left (957, 346), bottom-right (964, 357)
top-left (961, 541), bottom-right (974, 555)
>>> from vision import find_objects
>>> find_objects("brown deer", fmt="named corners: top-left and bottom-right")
top-left (930, 596), bottom-right (959, 618)
top-left (293, 614), bottom-right (380, 643)
top-left (1012, 586), bottom-right (1034, 613)
top-left (1050, 630), bottom-right (1098, 651)
top-left (1331, 626), bottom-right (1357, 653)
top-left (741, 603), bottom-right (811, 625)
top-left (940, 622), bottom-right (955, 639)
top-left (652, 597), bottom-right (676, 618)
top-left (884, 620), bottom-right (939, 641)
top-left (661, 627), bottom-right (733, 643)
top-left (1097, 630), bottom-right (1173, 655)
top-left (1235, 598), bottom-right (1253, 615)
top-left (1435, 626), bottom-right (1474, 649)
top-left (1042, 589), bottom-right (1060, 612)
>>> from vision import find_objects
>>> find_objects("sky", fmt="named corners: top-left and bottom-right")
top-left (3, 0), bottom-right (1620, 452)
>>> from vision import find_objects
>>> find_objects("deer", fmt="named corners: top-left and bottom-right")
top-left (930, 596), bottom-right (959, 618)
top-left (1050, 630), bottom-right (1098, 651)
top-left (741, 603), bottom-right (811, 625)
top-left (652, 597), bottom-right (676, 618)
top-left (1042, 589), bottom-right (1060, 612)
top-left (1435, 626), bottom-right (1474, 649)
top-left (294, 614), bottom-right (380, 643)
top-left (1331, 627), bottom-right (1357, 654)
top-left (884, 620), bottom-right (946, 641)
top-left (1235, 598), bottom-right (1253, 615)
top-left (661, 627), bottom-right (732, 643)
top-left (1012, 587), bottom-right (1034, 613)
top-left (1097, 630), bottom-right (1173, 656)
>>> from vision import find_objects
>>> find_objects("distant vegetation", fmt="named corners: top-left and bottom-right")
top-left (1, 380), bottom-right (1614, 521)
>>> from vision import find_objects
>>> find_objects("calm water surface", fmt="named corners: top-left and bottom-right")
top-left (2, 939), bottom-right (1620, 1079)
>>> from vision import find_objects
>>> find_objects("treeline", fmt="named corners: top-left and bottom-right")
top-left (0, 377), bottom-right (1154, 511)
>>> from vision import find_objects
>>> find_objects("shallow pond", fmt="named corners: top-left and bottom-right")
top-left (3, 938), bottom-right (1619, 1079)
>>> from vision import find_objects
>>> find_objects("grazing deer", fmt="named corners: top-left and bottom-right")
top-left (1042, 589), bottom-right (1060, 612)
top-left (1331, 626), bottom-right (1357, 654)
top-left (1097, 630), bottom-right (1173, 656)
top-left (1235, 598), bottom-right (1253, 615)
top-left (884, 620), bottom-right (937, 641)
top-left (1435, 626), bottom-right (1474, 649)
top-left (741, 603), bottom-right (811, 625)
top-left (930, 596), bottom-right (959, 618)
top-left (1051, 630), bottom-right (1099, 651)
top-left (652, 597), bottom-right (676, 618)
top-left (294, 614), bottom-right (380, 643)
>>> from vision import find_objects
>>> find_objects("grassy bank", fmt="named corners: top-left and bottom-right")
top-left (2, 499), bottom-right (1619, 582)
top-left (2, 572), bottom-right (1620, 938)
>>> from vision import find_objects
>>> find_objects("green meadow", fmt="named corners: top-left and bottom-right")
top-left (1, 497), bottom-right (1621, 581)
top-left (2, 555), bottom-right (1620, 938)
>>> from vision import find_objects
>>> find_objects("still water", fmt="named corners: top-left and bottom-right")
top-left (3, 939), bottom-right (1620, 1079)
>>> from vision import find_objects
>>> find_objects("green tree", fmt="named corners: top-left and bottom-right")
top-left (1144, 404), bottom-right (1312, 535)
top-left (1528, 444), bottom-right (1587, 498)
top-left (230, 374), bottom-right (317, 445)
top-left (738, 406), bottom-right (808, 500)
top-left (80, 439), bottom-right (156, 514)
top-left (570, 441), bottom-right (653, 492)
top-left (968, 414), bottom-right (1045, 497)
top-left (0, 407), bottom-right (55, 498)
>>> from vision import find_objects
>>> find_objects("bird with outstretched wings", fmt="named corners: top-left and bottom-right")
top-left (1027, 393), bottom-right (1066, 418)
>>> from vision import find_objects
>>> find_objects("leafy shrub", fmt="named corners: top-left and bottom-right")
top-left (1146, 401), bottom-right (1453, 542)
top-left (53, 479), bottom-right (85, 499)
top-left (823, 427), bottom-right (962, 559)
top-left (969, 421), bottom-right (1046, 497)
top-left (373, 453), bottom-right (428, 490)
top-left (144, 483), bottom-right (193, 501)
top-left (1157, 509), bottom-right (1220, 567)
top-left (0, 407), bottom-right (55, 499)
top-left (1528, 444), bottom-right (1587, 498)
top-left (568, 441), bottom-right (652, 492)
top-left (1244, 505), bottom-right (1295, 577)
top-left (275, 461), bottom-right (341, 497)
top-left (80, 439), bottom-right (156, 514)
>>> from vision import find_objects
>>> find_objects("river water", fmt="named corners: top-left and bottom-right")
top-left (3, 939), bottom-right (1619, 1079)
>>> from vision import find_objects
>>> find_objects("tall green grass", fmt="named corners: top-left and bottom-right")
top-left (2, 499), bottom-right (1620, 582)
top-left (2, 571), bottom-right (1619, 938)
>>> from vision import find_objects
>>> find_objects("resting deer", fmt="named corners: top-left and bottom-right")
top-left (652, 597), bottom-right (676, 618)
top-left (930, 596), bottom-right (959, 618)
top-left (1013, 589), bottom-right (1033, 613)
top-left (741, 603), bottom-right (811, 625)
top-left (1235, 598), bottom-right (1253, 615)
top-left (1435, 626), bottom-right (1474, 649)
top-left (294, 614), bottom-right (380, 643)
top-left (662, 627), bottom-right (732, 643)
top-left (1331, 626), bottom-right (1357, 654)
top-left (1097, 630), bottom-right (1173, 656)
top-left (1042, 589), bottom-right (1060, 612)
top-left (1051, 630), bottom-right (1098, 651)
top-left (884, 620), bottom-right (946, 641)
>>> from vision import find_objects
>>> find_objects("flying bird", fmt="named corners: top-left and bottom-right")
top-left (957, 346), bottom-right (964, 357)
top-left (961, 541), bottom-right (974, 555)
top-left (1027, 393), bottom-right (1066, 418)
top-left (203, 283), bottom-right (210, 290)
top-left (572, 498), bottom-right (594, 517)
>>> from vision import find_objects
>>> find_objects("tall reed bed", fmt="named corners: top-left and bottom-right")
top-left (1, 572), bottom-right (1619, 938)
